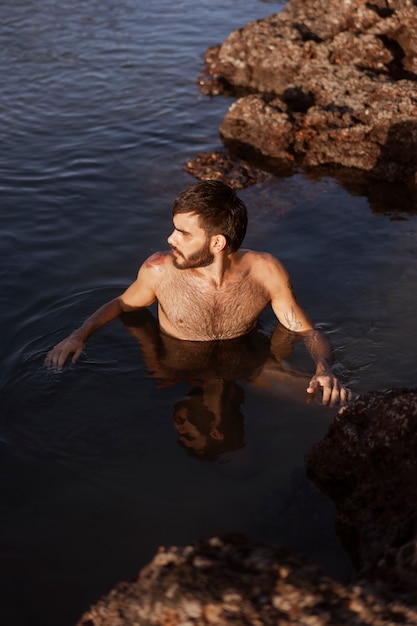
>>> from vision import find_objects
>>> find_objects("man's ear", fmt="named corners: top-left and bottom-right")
top-left (211, 234), bottom-right (227, 253)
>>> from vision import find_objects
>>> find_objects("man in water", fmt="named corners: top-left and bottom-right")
top-left (46, 180), bottom-right (352, 406)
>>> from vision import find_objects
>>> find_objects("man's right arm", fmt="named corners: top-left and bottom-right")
top-left (45, 254), bottom-right (162, 369)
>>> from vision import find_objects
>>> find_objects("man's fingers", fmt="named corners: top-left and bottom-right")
top-left (307, 374), bottom-right (354, 408)
top-left (71, 346), bottom-right (83, 364)
top-left (45, 337), bottom-right (84, 370)
top-left (306, 378), bottom-right (321, 404)
top-left (45, 347), bottom-right (62, 370)
top-left (321, 383), bottom-right (332, 406)
top-left (306, 378), bottom-right (319, 393)
top-left (328, 381), bottom-right (342, 407)
top-left (50, 347), bottom-right (67, 370)
top-left (339, 386), bottom-right (351, 405)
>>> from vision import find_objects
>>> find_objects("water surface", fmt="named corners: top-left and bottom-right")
top-left (1, 1), bottom-right (417, 624)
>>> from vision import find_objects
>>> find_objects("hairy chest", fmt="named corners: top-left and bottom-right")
top-left (155, 271), bottom-right (270, 340)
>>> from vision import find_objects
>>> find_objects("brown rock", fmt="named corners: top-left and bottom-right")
top-left (77, 534), bottom-right (417, 626)
top-left (306, 388), bottom-right (417, 605)
top-left (183, 150), bottom-right (271, 189)
top-left (194, 0), bottom-right (417, 184)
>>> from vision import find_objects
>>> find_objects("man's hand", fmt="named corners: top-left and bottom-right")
top-left (45, 333), bottom-right (85, 370)
top-left (307, 371), bottom-right (352, 407)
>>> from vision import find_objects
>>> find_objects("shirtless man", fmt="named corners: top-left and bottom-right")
top-left (46, 180), bottom-right (352, 406)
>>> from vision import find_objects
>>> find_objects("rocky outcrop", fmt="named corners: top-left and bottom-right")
top-left (77, 533), bottom-right (417, 626)
top-left (76, 389), bottom-right (417, 625)
top-left (188, 0), bottom-right (417, 186)
top-left (306, 387), bottom-right (417, 606)
top-left (184, 150), bottom-right (271, 189)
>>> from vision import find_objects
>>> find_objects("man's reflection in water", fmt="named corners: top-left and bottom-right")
top-left (121, 309), bottom-right (299, 461)
top-left (173, 382), bottom-right (245, 461)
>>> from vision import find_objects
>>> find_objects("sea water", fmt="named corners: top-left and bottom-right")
top-left (1, 1), bottom-right (417, 624)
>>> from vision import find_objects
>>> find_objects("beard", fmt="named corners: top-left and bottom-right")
top-left (171, 240), bottom-right (214, 269)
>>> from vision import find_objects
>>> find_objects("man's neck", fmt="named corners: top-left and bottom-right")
top-left (189, 252), bottom-right (236, 288)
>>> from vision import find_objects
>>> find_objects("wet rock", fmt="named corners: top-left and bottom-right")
top-left (76, 533), bottom-right (417, 626)
top-left (194, 0), bottom-right (417, 184)
top-left (306, 387), bottom-right (417, 605)
top-left (183, 150), bottom-right (270, 189)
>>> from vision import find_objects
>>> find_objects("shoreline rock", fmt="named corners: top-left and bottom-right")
top-left (77, 533), bottom-right (417, 626)
top-left (187, 0), bottom-right (417, 187)
top-left (306, 387), bottom-right (417, 606)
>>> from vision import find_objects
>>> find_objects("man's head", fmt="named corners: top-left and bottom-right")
top-left (172, 180), bottom-right (248, 254)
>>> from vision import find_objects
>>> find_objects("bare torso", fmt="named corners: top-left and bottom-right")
top-left (152, 251), bottom-right (270, 340)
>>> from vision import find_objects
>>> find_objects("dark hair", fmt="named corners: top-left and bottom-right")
top-left (172, 181), bottom-right (248, 253)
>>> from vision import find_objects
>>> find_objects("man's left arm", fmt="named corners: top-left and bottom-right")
top-left (300, 328), bottom-right (352, 407)
top-left (263, 254), bottom-right (352, 407)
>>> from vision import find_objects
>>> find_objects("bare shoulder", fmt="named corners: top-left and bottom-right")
top-left (239, 249), bottom-right (288, 278)
top-left (129, 251), bottom-right (174, 294)
top-left (138, 251), bottom-right (175, 283)
top-left (120, 252), bottom-right (173, 308)
top-left (143, 250), bottom-right (173, 272)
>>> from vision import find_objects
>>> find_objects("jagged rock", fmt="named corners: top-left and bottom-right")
top-left (195, 0), bottom-right (417, 184)
top-left (306, 388), bottom-right (417, 605)
top-left (183, 150), bottom-right (270, 189)
top-left (76, 534), bottom-right (417, 626)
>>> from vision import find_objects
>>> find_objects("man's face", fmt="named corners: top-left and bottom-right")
top-left (167, 212), bottom-right (214, 269)
top-left (173, 404), bottom-right (207, 453)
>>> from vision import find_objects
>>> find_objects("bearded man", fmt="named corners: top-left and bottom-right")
top-left (46, 180), bottom-right (352, 406)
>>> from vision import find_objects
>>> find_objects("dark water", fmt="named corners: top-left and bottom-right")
top-left (1, 1), bottom-right (417, 624)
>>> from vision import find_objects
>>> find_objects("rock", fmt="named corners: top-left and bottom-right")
top-left (306, 388), bottom-right (417, 605)
top-left (183, 150), bottom-right (271, 189)
top-left (193, 0), bottom-right (417, 184)
top-left (76, 533), bottom-right (417, 626)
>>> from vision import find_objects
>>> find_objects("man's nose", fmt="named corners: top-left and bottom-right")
top-left (167, 231), bottom-right (176, 247)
